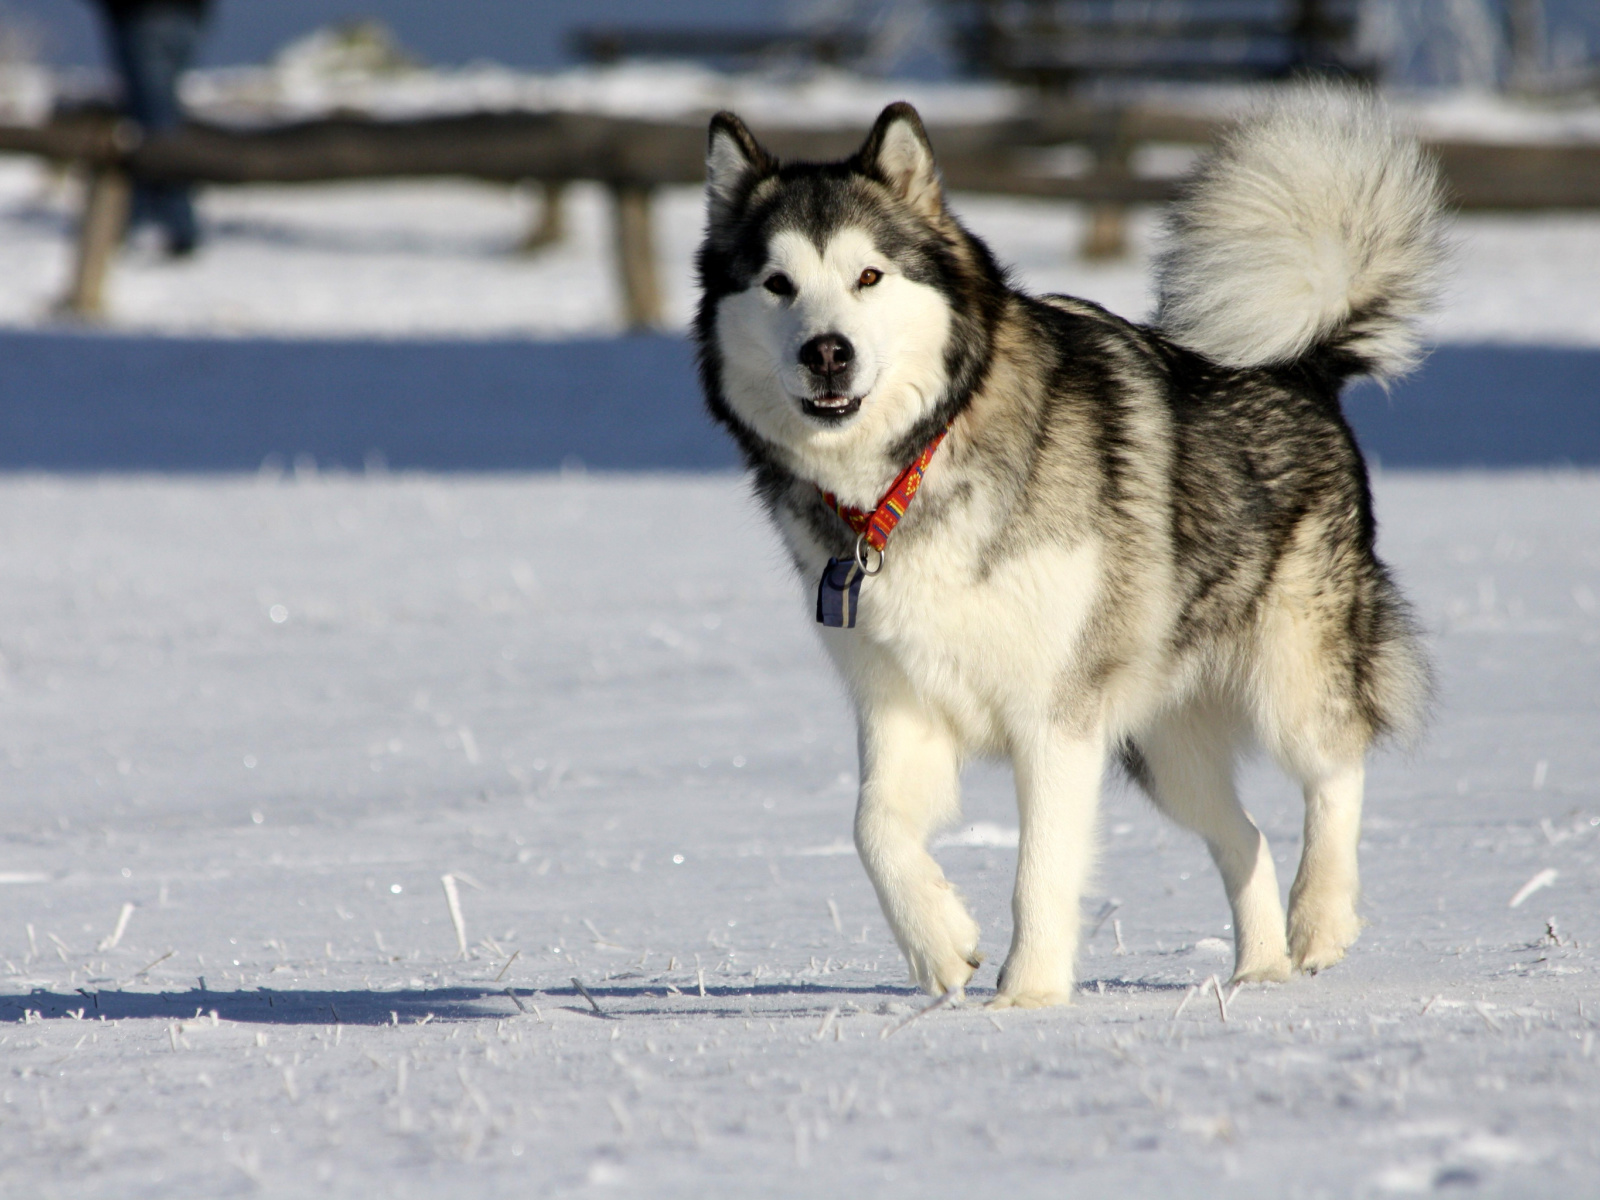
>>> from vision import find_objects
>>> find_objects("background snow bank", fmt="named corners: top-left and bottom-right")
top-left (0, 471), bottom-right (1595, 1197)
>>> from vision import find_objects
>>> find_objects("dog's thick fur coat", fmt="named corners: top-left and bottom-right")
top-left (695, 87), bottom-right (1441, 1006)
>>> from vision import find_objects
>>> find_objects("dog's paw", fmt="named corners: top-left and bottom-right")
top-left (1290, 936), bottom-right (1349, 974)
top-left (902, 876), bottom-right (985, 998)
top-left (1230, 956), bottom-right (1293, 985)
top-left (1287, 898), bottom-right (1361, 974)
top-left (907, 952), bottom-right (980, 997)
top-left (904, 911), bottom-right (983, 996)
top-left (987, 988), bottom-right (1073, 1010)
top-left (991, 955), bottom-right (1075, 1009)
top-left (1229, 922), bottom-right (1293, 983)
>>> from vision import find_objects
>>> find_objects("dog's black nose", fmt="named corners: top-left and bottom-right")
top-left (799, 333), bottom-right (855, 380)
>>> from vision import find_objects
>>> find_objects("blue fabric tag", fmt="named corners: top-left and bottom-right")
top-left (816, 557), bottom-right (863, 628)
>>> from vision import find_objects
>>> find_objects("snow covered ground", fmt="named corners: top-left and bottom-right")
top-left (0, 469), bottom-right (1596, 1198)
top-left (3, 157), bottom-right (1600, 346)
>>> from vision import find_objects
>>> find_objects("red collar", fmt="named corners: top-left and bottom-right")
top-left (818, 426), bottom-right (950, 553)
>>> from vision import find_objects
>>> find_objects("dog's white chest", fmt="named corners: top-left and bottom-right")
top-left (822, 534), bottom-right (1103, 751)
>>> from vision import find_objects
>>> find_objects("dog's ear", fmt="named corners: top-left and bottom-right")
top-left (705, 111), bottom-right (771, 223)
top-left (858, 102), bottom-right (943, 222)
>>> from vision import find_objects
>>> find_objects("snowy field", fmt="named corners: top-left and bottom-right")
top-left (3, 159), bottom-right (1600, 346)
top-left (1, 469), bottom-right (1597, 1198)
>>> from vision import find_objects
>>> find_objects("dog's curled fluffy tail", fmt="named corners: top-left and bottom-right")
top-left (1155, 86), bottom-right (1446, 380)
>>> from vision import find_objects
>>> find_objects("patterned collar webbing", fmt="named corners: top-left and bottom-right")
top-left (818, 426), bottom-right (950, 553)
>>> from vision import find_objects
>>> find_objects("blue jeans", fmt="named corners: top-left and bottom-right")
top-left (103, 3), bottom-right (204, 251)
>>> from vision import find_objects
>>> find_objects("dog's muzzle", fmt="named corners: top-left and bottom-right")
top-left (799, 333), bottom-right (861, 422)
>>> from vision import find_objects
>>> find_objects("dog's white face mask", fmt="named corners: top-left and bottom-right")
top-left (713, 227), bottom-right (951, 489)
top-left (704, 110), bottom-right (957, 505)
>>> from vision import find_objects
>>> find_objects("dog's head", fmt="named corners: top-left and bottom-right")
top-left (695, 103), bottom-right (1002, 503)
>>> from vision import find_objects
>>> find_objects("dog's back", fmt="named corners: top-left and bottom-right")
top-left (1010, 87), bottom-right (1442, 749)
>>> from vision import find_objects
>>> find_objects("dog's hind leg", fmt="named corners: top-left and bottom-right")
top-left (1286, 760), bottom-right (1365, 973)
top-left (1133, 706), bottom-right (1292, 983)
top-left (1251, 518), bottom-right (1390, 974)
top-left (854, 697), bottom-right (982, 997)
top-left (992, 730), bottom-right (1106, 1008)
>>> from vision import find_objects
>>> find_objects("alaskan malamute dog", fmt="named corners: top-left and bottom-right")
top-left (695, 88), bottom-right (1441, 1007)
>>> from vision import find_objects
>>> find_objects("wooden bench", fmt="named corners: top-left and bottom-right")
top-left (943, 0), bottom-right (1368, 87)
top-left (3, 101), bottom-right (1598, 328)
top-left (943, 0), bottom-right (1368, 254)
top-left (571, 27), bottom-right (870, 72)
top-left (0, 104), bottom-right (1189, 325)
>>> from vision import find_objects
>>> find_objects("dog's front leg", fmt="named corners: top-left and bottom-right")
top-left (854, 698), bottom-right (981, 997)
top-left (993, 729), bottom-right (1105, 1008)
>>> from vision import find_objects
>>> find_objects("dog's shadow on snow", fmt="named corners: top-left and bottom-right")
top-left (4, 977), bottom-right (1189, 1026)
top-left (0, 982), bottom-right (921, 1026)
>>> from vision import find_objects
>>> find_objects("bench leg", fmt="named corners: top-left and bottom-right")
top-left (611, 183), bottom-right (662, 331)
top-left (518, 180), bottom-right (567, 253)
top-left (1081, 127), bottom-right (1132, 261)
top-left (1081, 201), bottom-right (1128, 260)
top-left (64, 166), bottom-right (131, 319)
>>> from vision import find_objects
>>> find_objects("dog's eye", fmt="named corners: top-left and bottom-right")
top-left (762, 273), bottom-right (795, 297)
top-left (857, 268), bottom-right (883, 288)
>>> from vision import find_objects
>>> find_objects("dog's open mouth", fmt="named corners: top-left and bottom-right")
top-left (801, 392), bottom-right (863, 422)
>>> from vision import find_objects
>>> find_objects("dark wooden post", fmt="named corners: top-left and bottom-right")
top-left (63, 165), bottom-right (130, 318)
top-left (1506, 0), bottom-right (1548, 92)
top-left (611, 182), bottom-right (662, 330)
top-left (1081, 116), bottom-right (1131, 261)
top-left (518, 180), bottom-right (567, 252)
top-left (1082, 200), bottom-right (1128, 260)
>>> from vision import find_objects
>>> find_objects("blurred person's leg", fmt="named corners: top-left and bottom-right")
top-left (104, 3), bottom-right (205, 256)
